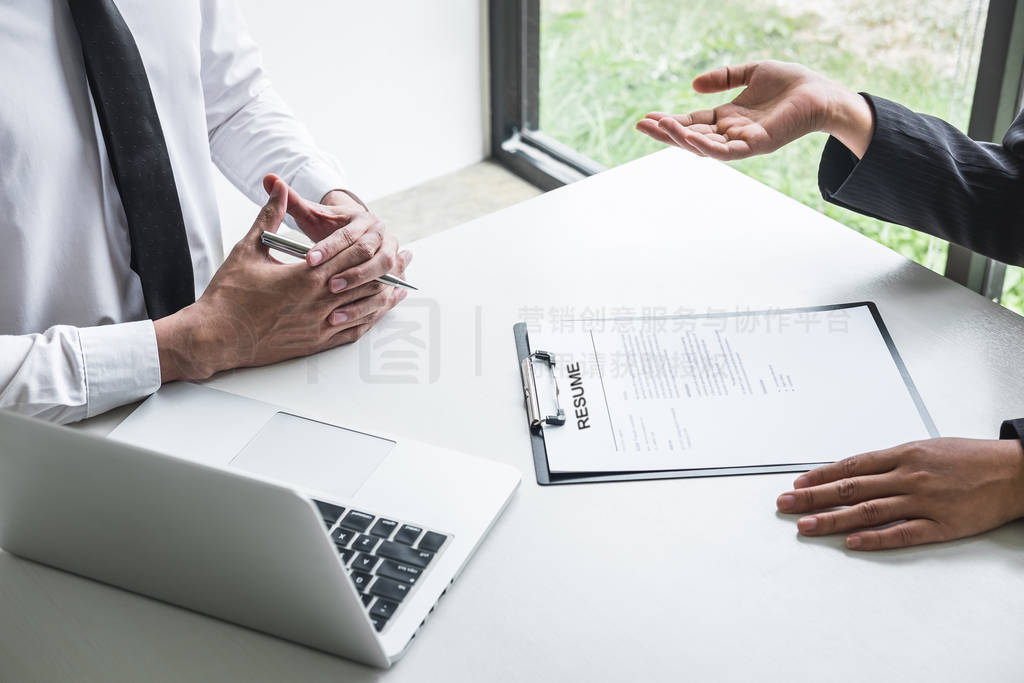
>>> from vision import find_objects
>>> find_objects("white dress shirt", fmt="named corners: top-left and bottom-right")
top-left (0, 0), bottom-right (350, 423)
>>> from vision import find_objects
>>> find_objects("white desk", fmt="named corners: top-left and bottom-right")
top-left (3, 149), bottom-right (1024, 682)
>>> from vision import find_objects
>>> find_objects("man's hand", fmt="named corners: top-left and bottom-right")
top-left (270, 178), bottom-right (411, 332)
top-left (635, 60), bottom-right (875, 160)
top-left (262, 176), bottom-right (411, 287)
top-left (154, 176), bottom-right (407, 381)
top-left (776, 438), bottom-right (1024, 551)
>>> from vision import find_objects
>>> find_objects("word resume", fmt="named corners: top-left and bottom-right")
top-left (527, 304), bottom-right (934, 474)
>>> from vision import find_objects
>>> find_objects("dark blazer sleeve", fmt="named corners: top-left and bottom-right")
top-left (818, 95), bottom-right (1024, 441)
top-left (818, 94), bottom-right (1024, 266)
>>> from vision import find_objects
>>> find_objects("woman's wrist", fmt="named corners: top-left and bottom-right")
top-left (823, 88), bottom-right (875, 159)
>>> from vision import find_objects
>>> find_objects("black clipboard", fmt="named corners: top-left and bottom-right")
top-left (514, 302), bottom-right (938, 486)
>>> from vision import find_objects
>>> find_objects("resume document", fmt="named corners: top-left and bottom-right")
top-left (527, 304), bottom-right (934, 474)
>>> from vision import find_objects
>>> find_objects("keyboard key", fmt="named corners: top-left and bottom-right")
top-left (339, 510), bottom-right (375, 532)
top-left (371, 599), bottom-right (399, 619)
top-left (377, 560), bottom-right (422, 585)
top-left (369, 577), bottom-right (411, 602)
top-left (361, 594), bottom-right (374, 607)
top-left (353, 534), bottom-right (380, 553)
top-left (313, 501), bottom-right (346, 528)
top-left (377, 541), bottom-right (434, 569)
top-left (331, 527), bottom-right (356, 548)
top-left (314, 500), bottom-right (345, 527)
top-left (418, 531), bottom-right (447, 553)
top-left (371, 616), bottom-right (388, 632)
top-left (352, 553), bottom-right (379, 572)
top-left (394, 525), bottom-right (423, 545)
top-left (351, 571), bottom-right (373, 592)
top-left (370, 518), bottom-right (398, 539)
top-left (339, 548), bottom-right (355, 565)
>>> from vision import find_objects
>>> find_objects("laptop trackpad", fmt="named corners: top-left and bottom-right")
top-left (230, 412), bottom-right (395, 500)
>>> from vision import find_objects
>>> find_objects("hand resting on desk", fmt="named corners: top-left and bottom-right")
top-left (776, 439), bottom-right (1024, 550)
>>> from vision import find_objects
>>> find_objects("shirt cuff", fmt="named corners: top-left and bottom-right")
top-left (289, 158), bottom-right (352, 206)
top-left (79, 320), bottom-right (162, 418)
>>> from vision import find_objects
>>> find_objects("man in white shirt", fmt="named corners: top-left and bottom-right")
top-left (0, 0), bottom-right (410, 423)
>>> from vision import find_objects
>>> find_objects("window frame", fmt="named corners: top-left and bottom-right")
top-left (944, 0), bottom-right (1024, 299)
top-left (488, 0), bottom-right (604, 192)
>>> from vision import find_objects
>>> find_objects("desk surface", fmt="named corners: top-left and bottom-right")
top-left (4, 150), bottom-right (1024, 682)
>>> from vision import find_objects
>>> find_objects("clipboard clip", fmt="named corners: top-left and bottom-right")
top-left (520, 350), bottom-right (566, 429)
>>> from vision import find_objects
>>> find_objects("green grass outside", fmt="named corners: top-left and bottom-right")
top-left (538, 0), bottom-right (1024, 310)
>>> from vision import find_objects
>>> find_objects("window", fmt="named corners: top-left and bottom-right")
top-left (491, 0), bottom-right (1024, 311)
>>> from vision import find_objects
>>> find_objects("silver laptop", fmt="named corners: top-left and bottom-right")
top-left (0, 383), bottom-right (519, 667)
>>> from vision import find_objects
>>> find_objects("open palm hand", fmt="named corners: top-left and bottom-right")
top-left (637, 61), bottom-right (844, 161)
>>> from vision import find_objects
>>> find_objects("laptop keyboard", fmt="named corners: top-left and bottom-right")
top-left (314, 500), bottom-right (449, 633)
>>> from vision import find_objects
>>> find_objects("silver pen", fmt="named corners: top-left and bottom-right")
top-left (260, 230), bottom-right (418, 291)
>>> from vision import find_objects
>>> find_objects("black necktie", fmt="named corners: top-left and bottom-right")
top-left (67, 0), bottom-right (195, 320)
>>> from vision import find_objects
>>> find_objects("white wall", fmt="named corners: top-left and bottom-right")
top-left (216, 0), bottom-right (487, 245)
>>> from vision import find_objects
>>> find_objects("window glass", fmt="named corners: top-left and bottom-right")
top-left (540, 0), bottom-right (990, 278)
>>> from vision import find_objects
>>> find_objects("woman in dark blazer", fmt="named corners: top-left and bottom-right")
top-left (637, 60), bottom-right (1024, 551)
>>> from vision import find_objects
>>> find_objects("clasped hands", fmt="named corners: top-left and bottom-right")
top-left (155, 174), bottom-right (410, 382)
